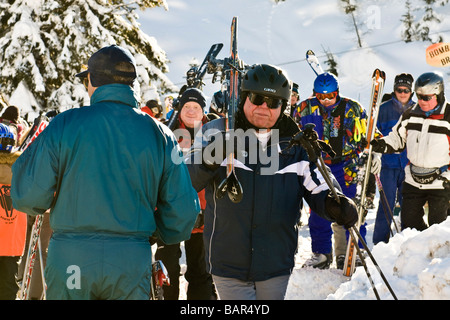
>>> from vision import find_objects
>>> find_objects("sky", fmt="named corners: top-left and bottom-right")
top-left (137, 0), bottom-right (450, 109)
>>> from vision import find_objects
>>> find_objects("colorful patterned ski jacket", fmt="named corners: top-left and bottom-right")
top-left (293, 95), bottom-right (368, 186)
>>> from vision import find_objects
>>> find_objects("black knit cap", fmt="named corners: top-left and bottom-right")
top-left (394, 73), bottom-right (414, 90)
top-left (179, 88), bottom-right (206, 109)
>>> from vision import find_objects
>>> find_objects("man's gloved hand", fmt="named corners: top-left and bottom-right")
top-left (325, 192), bottom-right (358, 229)
top-left (202, 131), bottom-right (244, 170)
top-left (371, 152), bottom-right (382, 175)
top-left (370, 139), bottom-right (387, 153)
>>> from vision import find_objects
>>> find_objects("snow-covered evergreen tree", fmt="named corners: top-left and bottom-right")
top-left (0, 0), bottom-right (177, 119)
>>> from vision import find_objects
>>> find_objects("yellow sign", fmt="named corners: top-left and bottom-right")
top-left (426, 43), bottom-right (450, 67)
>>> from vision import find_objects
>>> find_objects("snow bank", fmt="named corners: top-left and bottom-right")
top-left (286, 216), bottom-right (450, 300)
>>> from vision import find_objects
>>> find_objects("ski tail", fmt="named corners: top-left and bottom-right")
top-left (150, 260), bottom-right (170, 300)
top-left (306, 50), bottom-right (324, 76)
top-left (197, 43), bottom-right (223, 82)
top-left (343, 69), bottom-right (385, 277)
top-left (216, 16), bottom-right (243, 203)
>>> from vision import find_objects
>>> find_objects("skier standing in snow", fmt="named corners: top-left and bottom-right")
top-left (186, 64), bottom-right (358, 300)
top-left (293, 72), bottom-right (381, 270)
top-left (10, 45), bottom-right (200, 300)
top-left (371, 71), bottom-right (450, 231)
top-left (155, 88), bottom-right (215, 300)
top-left (372, 73), bottom-right (415, 244)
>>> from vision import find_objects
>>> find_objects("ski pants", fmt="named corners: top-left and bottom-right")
top-left (0, 256), bottom-right (20, 300)
top-left (373, 168), bottom-right (404, 244)
top-left (400, 182), bottom-right (449, 231)
top-left (155, 232), bottom-right (214, 300)
top-left (212, 274), bottom-right (290, 300)
top-left (45, 233), bottom-right (152, 300)
top-left (309, 163), bottom-right (366, 255)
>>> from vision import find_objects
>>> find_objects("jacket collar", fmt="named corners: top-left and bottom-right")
top-left (90, 84), bottom-right (139, 108)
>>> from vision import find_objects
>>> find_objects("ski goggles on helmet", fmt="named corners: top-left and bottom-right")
top-left (417, 94), bottom-right (436, 101)
top-left (315, 91), bottom-right (338, 100)
top-left (248, 92), bottom-right (284, 109)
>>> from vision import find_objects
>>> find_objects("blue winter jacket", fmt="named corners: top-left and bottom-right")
top-left (11, 84), bottom-right (200, 244)
top-left (186, 115), bottom-right (336, 282)
top-left (376, 95), bottom-right (414, 169)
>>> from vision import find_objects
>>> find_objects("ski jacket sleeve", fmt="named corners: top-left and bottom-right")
top-left (152, 132), bottom-right (201, 244)
top-left (11, 123), bottom-right (58, 215)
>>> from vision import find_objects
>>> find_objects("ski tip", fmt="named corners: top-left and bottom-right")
top-left (306, 49), bottom-right (315, 57)
top-left (372, 69), bottom-right (386, 80)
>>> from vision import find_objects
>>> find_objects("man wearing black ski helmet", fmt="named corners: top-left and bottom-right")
top-left (186, 63), bottom-right (358, 300)
top-left (235, 63), bottom-right (292, 131)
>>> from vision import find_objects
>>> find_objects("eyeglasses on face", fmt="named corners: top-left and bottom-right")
top-left (417, 94), bottom-right (436, 101)
top-left (248, 92), bottom-right (283, 109)
top-left (315, 91), bottom-right (338, 100)
top-left (395, 88), bottom-right (411, 94)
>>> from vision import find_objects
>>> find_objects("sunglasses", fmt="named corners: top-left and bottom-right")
top-left (315, 91), bottom-right (338, 100)
top-left (395, 88), bottom-right (411, 94)
top-left (248, 92), bottom-right (283, 109)
top-left (417, 94), bottom-right (436, 101)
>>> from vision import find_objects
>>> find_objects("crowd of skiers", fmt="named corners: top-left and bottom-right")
top-left (0, 44), bottom-right (449, 300)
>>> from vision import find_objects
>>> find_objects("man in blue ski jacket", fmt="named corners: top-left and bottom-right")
top-left (373, 73), bottom-right (414, 244)
top-left (186, 64), bottom-right (358, 300)
top-left (11, 45), bottom-right (200, 300)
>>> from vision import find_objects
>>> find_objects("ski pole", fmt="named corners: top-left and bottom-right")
top-left (351, 226), bottom-right (398, 300)
top-left (347, 227), bottom-right (380, 300)
top-left (375, 174), bottom-right (400, 234)
top-left (289, 125), bottom-right (398, 300)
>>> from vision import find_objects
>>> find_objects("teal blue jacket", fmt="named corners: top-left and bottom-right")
top-left (11, 84), bottom-right (200, 244)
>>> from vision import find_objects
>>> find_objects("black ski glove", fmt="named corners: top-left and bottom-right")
top-left (325, 192), bottom-right (358, 229)
top-left (202, 131), bottom-right (244, 170)
top-left (370, 139), bottom-right (387, 153)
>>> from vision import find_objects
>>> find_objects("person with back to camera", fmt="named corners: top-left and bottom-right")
top-left (11, 44), bottom-right (200, 300)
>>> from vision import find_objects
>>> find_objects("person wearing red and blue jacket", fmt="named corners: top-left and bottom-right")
top-left (293, 72), bottom-right (380, 270)
top-left (372, 73), bottom-right (415, 244)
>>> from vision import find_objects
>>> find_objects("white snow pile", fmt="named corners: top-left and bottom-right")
top-left (286, 216), bottom-right (450, 300)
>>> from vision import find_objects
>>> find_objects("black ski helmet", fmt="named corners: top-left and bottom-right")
top-left (235, 64), bottom-right (291, 130)
top-left (241, 64), bottom-right (292, 101)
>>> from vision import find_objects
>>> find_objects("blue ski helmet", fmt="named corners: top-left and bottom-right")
top-left (313, 72), bottom-right (339, 94)
top-left (0, 123), bottom-right (16, 153)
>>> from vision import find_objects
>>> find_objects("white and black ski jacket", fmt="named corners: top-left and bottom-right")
top-left (381, 100), bottom-right (450, 190)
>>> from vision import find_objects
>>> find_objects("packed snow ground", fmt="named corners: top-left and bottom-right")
top-left (173, 198), bottom-right (450, 300)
